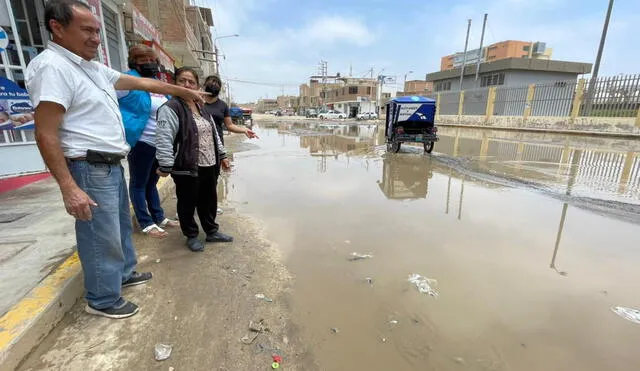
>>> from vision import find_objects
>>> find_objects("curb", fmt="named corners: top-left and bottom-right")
top-left (436, 123), bottom-right (640, 139)
top-left (0, 177), bottom-right (175, 371)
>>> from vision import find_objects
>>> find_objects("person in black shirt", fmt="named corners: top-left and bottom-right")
top-left (201, 75), bottom-right (258, 144)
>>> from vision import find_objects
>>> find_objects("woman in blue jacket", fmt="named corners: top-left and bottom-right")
top-left (118, 44), bottom-right (178, 238)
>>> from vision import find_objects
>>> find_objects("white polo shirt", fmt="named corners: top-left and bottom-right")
top-left (25, 42), bottom-right (129, 157)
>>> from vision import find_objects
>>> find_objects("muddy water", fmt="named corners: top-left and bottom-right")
top-left (222, 122), bottom-right (640, 371)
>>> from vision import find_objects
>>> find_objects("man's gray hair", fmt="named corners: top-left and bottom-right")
top-left (45, 0), bottom-right (91, 33)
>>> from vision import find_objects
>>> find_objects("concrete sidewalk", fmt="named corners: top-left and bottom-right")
top-left (0, 170), bottom-right (174, 371)
top-left (14, 191), bottom-right (312, 370)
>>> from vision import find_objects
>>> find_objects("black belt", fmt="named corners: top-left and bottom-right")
top-left (68, 150), bottom-right (123, 165)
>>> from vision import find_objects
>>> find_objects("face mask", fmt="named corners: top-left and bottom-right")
top-left (136, 63), bottom-right (159, 78)
top-left (205, 84), bottom-right (221, 97)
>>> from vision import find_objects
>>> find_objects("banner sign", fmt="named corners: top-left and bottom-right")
top-left (0, 77), bottom-right (34, 130)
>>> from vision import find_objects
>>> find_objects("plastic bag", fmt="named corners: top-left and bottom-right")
top-left (612, 306), bottom-right (640, 324)
top-left (408, 274), bottom-right (439, 297)
top-left (154, 343), bottom-right (173, 361)
top-left (349, 252), bottom-right (374, 261)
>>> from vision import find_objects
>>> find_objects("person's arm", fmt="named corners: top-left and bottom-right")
top-left (34, 103), bottom-right (98, 220)
top-left (223, 116), bottom-right (258, 138)
top-left (211, 117), bottom-right (230, 171)
top-left (155, 105), bottom-right (180, 176)
top-left (114, 74), bottom-right (208, 103)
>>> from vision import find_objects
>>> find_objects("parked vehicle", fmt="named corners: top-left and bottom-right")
top-left (357, 111), bottom-right (378, 120)
top-left (318, 110), bottom-right (345, 120)
top-left (306, 109), bottom-right (318, 118)
top-left (385, 96), bottom-right (438, 154)
top-left (242, 107), bottom-right (252, 123)
top-left (229, 107), bottom-right (244, 125)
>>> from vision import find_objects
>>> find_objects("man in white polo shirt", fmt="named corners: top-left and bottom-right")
top-left (25, 0), bottom-right (208, 319)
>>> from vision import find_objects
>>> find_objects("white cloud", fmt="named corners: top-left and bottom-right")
top-left (203, 0), bottom-right (638, 102)
top-left (300, 16), bottom-right (375, 46)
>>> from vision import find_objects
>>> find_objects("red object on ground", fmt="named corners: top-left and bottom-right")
top-left (0, 172), bottom-right (51, 194)
top-left (272, 355), bottom-right (282, 363)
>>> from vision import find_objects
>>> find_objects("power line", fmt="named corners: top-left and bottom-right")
top-left (222, 78), bottom-right (300, 87)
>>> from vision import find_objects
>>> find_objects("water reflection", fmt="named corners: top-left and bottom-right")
top-left (267, 123), bottom-right (640, 279)
top-left (436, 127), bottom-right (640, 204)
top-left (377, 155), bottom-right (434, 200)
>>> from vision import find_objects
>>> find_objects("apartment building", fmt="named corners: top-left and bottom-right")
top-left (323, 77), bottom-right (378, 117)
top-left (397, 80), bottom-right (434, 97)
top-left (441, 40), bottom-right (553, 71)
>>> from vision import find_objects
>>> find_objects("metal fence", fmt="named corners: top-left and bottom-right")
top-left (463, 88), bottom-right (488, 116)
top-left (494, 85), bottom-right (529, 116)
top-left (439, 91), bottom-right (460, 115)
top-left (438, 74), bottom-right (640, 119)
top-left (580, 74), bottom-right (640, 117)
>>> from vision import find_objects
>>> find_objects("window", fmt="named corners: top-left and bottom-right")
top-left (348, 86), bottom-right (358, 94)
top-left (523, 45), bottom-right (530, 52)
top-left (480, 73), bottom-right (505, 87)
top-left (366, 87), bottom-right (372, 94)
top-left (434, 81), bottom-right (452, 92)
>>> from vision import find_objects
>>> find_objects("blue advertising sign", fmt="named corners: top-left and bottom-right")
top-left (0, 76), bottom-right (34, 130)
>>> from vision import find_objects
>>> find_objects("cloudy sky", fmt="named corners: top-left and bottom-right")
top-left (194, 0), bottom-right (638, 103)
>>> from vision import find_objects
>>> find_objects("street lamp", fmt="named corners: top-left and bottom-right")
top-left (403, 70), bottom-right (414, 91)
top-left (213, 34), bottom-right (239, 74)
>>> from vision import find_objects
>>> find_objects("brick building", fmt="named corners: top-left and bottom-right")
top-left (131, 0), bottom-right (216, 78)
top-left (397, 80), bottom-right (434, 97)
top-left (441, 40), bottom-right (553, 71)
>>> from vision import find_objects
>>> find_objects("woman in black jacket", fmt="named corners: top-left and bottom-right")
top-left (155, 67), bottom-right (232, 252)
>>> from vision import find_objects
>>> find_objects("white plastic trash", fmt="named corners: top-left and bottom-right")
top-left (155, 343), bottom-right (173, 361)
top-left (408, 274), bottom-right (439, 297)
top-left (612, 306), bottom-right (640, 324)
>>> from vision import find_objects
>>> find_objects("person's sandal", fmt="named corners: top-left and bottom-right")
top-left (142, 224), bottom-right (168, 238)
top-left (159, 218), bottom-right (180, 228)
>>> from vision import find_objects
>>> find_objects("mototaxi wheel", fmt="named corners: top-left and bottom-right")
top-left (424, 141), bottom-right (434, 154)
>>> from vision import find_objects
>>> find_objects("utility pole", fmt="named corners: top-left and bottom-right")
top-left (319, 60), bottom-right (328, 108)
top-left (585, 0), bottom-right (614, 115)
top-left (474, 14), bottom-right (488, 84)
top-left (459, 19), bottom-right (472, 91)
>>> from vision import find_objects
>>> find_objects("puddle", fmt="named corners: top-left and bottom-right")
top-left (225, 121), bottom-right (640, 371)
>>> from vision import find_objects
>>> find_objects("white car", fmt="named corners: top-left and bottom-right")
top-left (318, 110), bottom-right (345, 119)
top-left (357, 112), bottom-right (378, 120)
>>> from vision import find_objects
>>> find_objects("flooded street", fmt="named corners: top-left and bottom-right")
top-left (222, 120), bottom-right (640, 371)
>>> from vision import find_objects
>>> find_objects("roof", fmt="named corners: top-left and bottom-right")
top-left (391, 96), bottom-right (436, 103)
top-left (426, 58), bottom-right (592, 82)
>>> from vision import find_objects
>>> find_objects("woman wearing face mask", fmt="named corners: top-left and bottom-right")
top-left (155, 68), bottom-right (232, 252)
top-left (202, 75), bottom-right (258, 145)
top-left (118, 44), bottom-right (179, 238)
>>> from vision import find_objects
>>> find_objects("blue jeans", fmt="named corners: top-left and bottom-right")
top-left (127, 141), bottom-right (164, 229)
top-left (68, 160), bottom-right (137, 309)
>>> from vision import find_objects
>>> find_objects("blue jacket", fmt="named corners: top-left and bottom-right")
top-left (118, 70), bottom-right (152, 147)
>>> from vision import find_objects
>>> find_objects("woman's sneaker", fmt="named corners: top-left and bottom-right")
top-left (85, 299), bottom-right (139, 319)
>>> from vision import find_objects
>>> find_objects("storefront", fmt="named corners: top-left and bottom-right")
top-left (0, 0), bottom-right (127, 178)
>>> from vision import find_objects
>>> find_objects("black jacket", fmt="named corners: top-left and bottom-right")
top-left (156, 97), bottom-right (226, 176)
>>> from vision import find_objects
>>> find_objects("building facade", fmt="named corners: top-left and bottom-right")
top-left (428, 58), bottom-right (592, 92)
top-left (397, 80), bottom-right (434, 97)
top-left (323, 77), bottom-right (378, 117)
top-left (441, 40), bottom-right (553, 71)
top-left (428, 58), bottom-right (592, 117)
top-left (256, 98), bottom-right (278, 113)
top-left (131, 0), bottom-right (215, 78)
